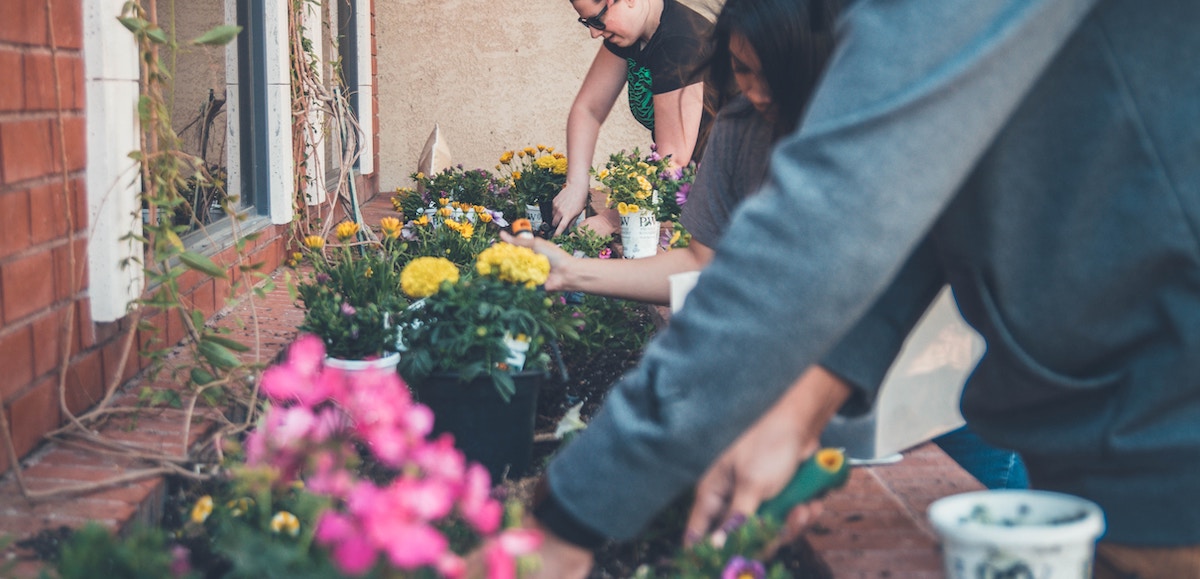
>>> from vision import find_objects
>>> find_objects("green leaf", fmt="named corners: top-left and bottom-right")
top-left (190, 367), bottom-right (216, 386)
top-left (191, 310), bottom-right (205, 330)
top-left (179, 251), bottom-right (228, 279)
top-left (198, 340), bottom-right (242, 370)
top-left (202, 334), bottom-right (250, 353)
top-left (191, 25), bottom-right (242, 46)
top-left (146, 26), bottom-right (169, 45)
top-left (117, 16), bottom-right (147, 34)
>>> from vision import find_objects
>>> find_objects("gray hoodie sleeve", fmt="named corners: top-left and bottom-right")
top-left (542, 0), bottom-right (1100, 541)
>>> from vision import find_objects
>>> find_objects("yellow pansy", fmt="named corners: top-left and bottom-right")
top-left (191, 495), bottom-right (214, 524)
top-left (271, 511), bottom-right (301, 537)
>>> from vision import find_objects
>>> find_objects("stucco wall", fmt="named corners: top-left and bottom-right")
top-left (375, 0), bottom-right (647, 193)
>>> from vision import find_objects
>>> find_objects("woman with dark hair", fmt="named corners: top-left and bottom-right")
top-left (506, 0), bottom-right (837, 303)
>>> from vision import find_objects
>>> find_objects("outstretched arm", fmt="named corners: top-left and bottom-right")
top-left (554, 46), bottom-right (628, 236)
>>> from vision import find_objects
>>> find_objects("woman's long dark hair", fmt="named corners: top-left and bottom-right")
top-left (704, 0), bottom-right (839, 137)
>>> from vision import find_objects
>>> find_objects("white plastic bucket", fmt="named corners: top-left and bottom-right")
top-left (324, 351), bottom-right (401, 373)
top-left (928, 490), bottom-right (1105, 579)
top-left (619, 209), bottom-right (659, 259)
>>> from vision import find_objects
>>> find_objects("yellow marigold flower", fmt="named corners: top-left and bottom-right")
top-left (444, 219), bottom-right (462, 232)
top-left (303, 235), bottom-right (325, 250)
top-left (271, 511), bottom-right (301, 537)
top-left (478, 212), bottom-right (493, 223)
top-left (380, 216), bottom-right (402, 239)
top-left (474, 205), bottom-right (487, 214)
top-left (191, 495), bottom-right (214, 524)
top-left (537, 144), bottom-right (546, 151)
top-left (416, 172), bottom-right (426, 180)
top-left (475, 242), bottom-right (550, 286)
top-left (438, 206), bottom-right (453, 217)
top-left (552, 151), bottom-right (564, 159)
top-left (523, 146), bottom-right (537, 156)
top-left (500, 150), bottom-right (514, 164)
top-left (438, 197), bottom-right (449, 206)
top-left (414, 215), bottom-right (430, 226)
top-left (459, 223), bottom-right (475, 239)
top-left (535, 155), bottom-right (557, 171)
top-left (335, 221), bottom-right (360, 241)
top-left (401, 257), bottom-right (460, 298)
top-left (512, 170), bottom-right (522, 181)
top-left (517, 150), bottom-right (526, 158)
top-left (553, 157), bottom-right (568, 175)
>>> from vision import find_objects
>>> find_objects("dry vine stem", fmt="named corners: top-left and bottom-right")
top-left (4, 0), bottom-right (357, 499)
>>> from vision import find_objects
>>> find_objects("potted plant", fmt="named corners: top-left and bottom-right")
top-left (400, 198), bottom-right (502, 266)
top-left (295, 220), bottom-right (407, 371)
top-left (595, 145), bottom-right (696, 259)
top-left (394, 243), bottom-right (576, 480)
top-left (497, 145), bottom-right (568, 231)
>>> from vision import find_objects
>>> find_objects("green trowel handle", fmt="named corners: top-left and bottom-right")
top-left (756, 450), bottom-right (850, 521)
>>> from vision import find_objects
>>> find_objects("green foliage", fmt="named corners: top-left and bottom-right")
top-left (397, 274), bottom-right (575, 400)
top-left (48, 523), bottom-right (195, 579)
top-left (403, 208), bottom-right (499, 266)
top-left (411, 165), bottom-right (505, 208)
top-left (594, 148), bottom-right (697, 222)
top-left (295, 243), bottom-right (406, 360)
top-left (550, 227), bottom-right (614, 258)
top-left (556, 294), bottom-right (654, 362)
top-left (496, 146), bottom-right (568, 208)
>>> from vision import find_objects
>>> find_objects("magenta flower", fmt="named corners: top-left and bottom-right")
top-left (722, 555), bottom-right (766, 579)
top-left (598, 248), bottom-right (612, 259)
top-left (340, 301), bottom-right (357, 317)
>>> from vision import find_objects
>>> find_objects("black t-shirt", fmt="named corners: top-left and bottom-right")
top-left (604, 0), bottom-right (713, 158)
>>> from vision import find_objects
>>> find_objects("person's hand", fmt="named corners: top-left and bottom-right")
top-left (518, 516), bottom-right (595, 579)
top-left (685, 367), bottom-right (852, 551)
top-left (684, 403), bottom-right (823, 552)
top-left (500, 231), bottom-right (576, 292)
top-left (577, 209), bottom-right (619, 238)
top-left (552, 181), bottom-right (591, 236)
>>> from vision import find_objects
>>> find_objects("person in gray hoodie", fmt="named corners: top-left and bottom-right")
top-left (524, 0), bottom-right (1200, 577)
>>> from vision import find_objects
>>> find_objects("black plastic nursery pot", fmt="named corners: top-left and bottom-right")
top-left (410, 371), bottom-right (545, 483)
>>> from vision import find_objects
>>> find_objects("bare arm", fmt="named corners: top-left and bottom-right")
top-left (651, 82), bottom-right (706, 168)
top-left (554, 47), bottom-right (629, 235)
top-left (500, 231), bottom-right (714, 305)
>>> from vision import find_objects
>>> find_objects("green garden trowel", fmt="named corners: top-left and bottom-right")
top-left (757, 448), bottom-right (851, 521)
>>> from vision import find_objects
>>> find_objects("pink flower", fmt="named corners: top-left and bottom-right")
top-left (598, 248), bottom-right (612, 260)
top-left (332, 536), bottom-right (379, 576)
top-left (497, 528), bottom-right (542, 556)
top-left (272, 406), bottom-right (316, 448)
top-left (459, 464), bottom-right (501, 534)
top-left (414, 435), bottom-right (466, 481)
top-left (437, 553), bottom-right (467, 578)
top-left (383, 522), bottom-right (449, 569)
top-left (484, 541), bottom-right (516, 579)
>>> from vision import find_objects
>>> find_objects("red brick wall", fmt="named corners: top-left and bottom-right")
top-left (0, 0), bottom-right (290, 476)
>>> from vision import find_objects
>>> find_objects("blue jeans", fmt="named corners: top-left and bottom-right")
top-left (933, 426), bottom-right (1029, 490)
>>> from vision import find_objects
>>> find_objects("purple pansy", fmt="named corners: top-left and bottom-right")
top-left (721, 556), bottom-right (766, 579)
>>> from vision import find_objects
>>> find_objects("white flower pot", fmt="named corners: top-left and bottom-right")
top-left (928, 490), bottom-right (1106, 579)
top-left (619, 209), bottom-right (659, 259)
top-left (324, 351), bottom-right (401, 373)
top-left (525, 204), bottom-right (544, 231)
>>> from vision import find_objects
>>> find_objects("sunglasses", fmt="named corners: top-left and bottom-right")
top-left (577, 1), bottom-right (611, 30)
